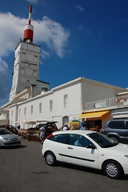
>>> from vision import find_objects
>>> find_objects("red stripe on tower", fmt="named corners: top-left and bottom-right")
top-left (23, 5), bottom-right (34, 42)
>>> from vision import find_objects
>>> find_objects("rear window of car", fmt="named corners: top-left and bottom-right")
top-left (108, 121), bottom-right (125, 129)
top-left (48, 134), bottom-right (68, 144)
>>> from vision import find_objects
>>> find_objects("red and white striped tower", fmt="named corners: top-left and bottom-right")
top-left (23, 5), bottom-right (34, 42)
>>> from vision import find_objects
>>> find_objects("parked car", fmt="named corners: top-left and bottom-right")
top-left (44, 121), bottom-right (58, 139)
top-left (100, 119), bottom-right (128, 143)
top-left (0, 128), bottom-right (21, 147)
top-left (36, 123), bottom-right (46, 130)
top-left (0, 125), bottom-right (18, 134)
top-left (42, 130), bottom-right (128, 179)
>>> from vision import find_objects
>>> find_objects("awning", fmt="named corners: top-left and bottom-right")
top-left (25, 120), bottom-right (36, 125)
top-left (78, 110), bottom-right (109, 119)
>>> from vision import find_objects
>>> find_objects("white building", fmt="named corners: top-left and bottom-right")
top-left (9, 77), bottom-right (125, 129)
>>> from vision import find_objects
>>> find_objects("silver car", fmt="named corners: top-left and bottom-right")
top-left (0, 128), bottom-right (21, 147)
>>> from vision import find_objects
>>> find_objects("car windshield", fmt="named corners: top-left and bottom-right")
top-left (87, 132), bottom-right (118, 148)
top-left (0, 129), bottom-right (11, 135)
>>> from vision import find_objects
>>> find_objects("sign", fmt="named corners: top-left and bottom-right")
top-left (94, 101), bottom-right (106, 109)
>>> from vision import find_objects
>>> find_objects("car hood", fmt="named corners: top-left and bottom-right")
top-left (114, 143), bottom-right (128, 153)
top-left (100, 143), bottom-right (128, 156)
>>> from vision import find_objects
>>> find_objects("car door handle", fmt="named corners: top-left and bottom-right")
top-left (68, 147), bottom-right (73, 150)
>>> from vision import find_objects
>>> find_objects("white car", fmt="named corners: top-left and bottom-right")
top-left (42, 130), bottom-right (128, 179)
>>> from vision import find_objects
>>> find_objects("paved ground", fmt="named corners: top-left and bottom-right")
top-left (0, 137), bottom-right (128, 192)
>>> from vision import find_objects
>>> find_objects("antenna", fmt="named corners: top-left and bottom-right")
top-left (28, 5), bottom-right (32, 25)
top-left (23, 5), bottom-right (34, 42)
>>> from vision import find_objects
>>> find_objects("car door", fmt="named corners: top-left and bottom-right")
top-left (48, 133), bottom-right (68, 162)
top-left (65, 134), bottom-right (100, 169)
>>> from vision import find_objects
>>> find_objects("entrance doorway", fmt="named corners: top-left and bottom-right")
top-left (63, 116), bottom-right (69, 126)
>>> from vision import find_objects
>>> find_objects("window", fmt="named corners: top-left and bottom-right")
top-left (64, 94), bottom-right (68, 108)
top-left (49, 134), bottom-right (68, 144)
top-left (31, 105), bottom-right (33, 115)
top-left (39, 103), bottom-right (42, 113)
top-left (19, 109), bottom-right (21, 117)
top-left (70, 134), bottom-right (92, 148)
top-left (88, 132), bottom-right (114, 148)
top-left (11, 110), bottom-right (13, 117)
top-left (34, 55), bottom-right (38, 62)
top-left (31, 63), bottom-right (37, 66)
top-left (108, 121), bottom-right (125, 129)
top-left (50, 100), bottom-right (53, 111)
top-left (24, 107), bottom-right (26, 116)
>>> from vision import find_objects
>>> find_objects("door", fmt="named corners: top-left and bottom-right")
top-left (63, 116), bottom-right (69, 126)
top-left (65, 134), bottom-right (99, 169)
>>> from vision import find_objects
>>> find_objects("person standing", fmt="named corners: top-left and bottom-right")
top-left (63, 123), bottom-right (68, 131)
top-left (80, 122), bottom-right (87, 130)
top-left (39, 126), bottom-right (45, 144)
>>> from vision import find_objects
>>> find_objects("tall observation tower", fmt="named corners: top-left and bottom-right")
top-left (9, 5), bottom-right (40, 102)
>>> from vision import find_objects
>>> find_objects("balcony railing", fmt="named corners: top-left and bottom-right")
top-left (84, 95), bottom-right (128, 112)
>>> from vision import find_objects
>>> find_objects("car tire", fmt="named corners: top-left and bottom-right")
top-left (110, 136), bottom-right (119, 143)
top-left (103, 160), bottom-right (123, 179)
top-left (45, 152), bottom-right (56, 166)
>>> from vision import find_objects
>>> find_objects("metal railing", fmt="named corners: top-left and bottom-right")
top-left (84, 95), bottom-right (128, 112)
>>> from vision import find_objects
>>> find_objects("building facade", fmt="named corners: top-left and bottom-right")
top-left (9, 77), bottom-right (125, 129)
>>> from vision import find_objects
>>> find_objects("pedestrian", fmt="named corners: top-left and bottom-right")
top-left (39, 126), bottom-right (45, 144)
top-left (63, 123), bottom-right (68, 131)
top-left (80, 122), bottom-right (87, 130)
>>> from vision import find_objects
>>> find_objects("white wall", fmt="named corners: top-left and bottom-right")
top-left (9, 78), bottom-right (82, 129)
top-left (81, 78), bottom-right (125, 111)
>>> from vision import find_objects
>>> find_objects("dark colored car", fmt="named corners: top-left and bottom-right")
top-left (44, 121), bottom-right (58, 139)
top-left (101, 119), bottom-right (128, 143)
top-left (36, 123), bottom-right (46, 130)
top-left (0, 125), bottom-right (18, 134)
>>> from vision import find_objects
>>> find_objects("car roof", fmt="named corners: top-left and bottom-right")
top-left (52, 130), bottom-right (95, 135)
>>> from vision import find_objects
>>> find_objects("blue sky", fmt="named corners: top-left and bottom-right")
top-left (0, 0), bottom-right (128, 107)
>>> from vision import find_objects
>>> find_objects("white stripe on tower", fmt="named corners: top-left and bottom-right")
top-left (28, 5), bottom-right (32, 25)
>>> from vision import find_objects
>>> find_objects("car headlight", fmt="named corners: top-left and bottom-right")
top-left (124, 155), bottom-right (128, 158)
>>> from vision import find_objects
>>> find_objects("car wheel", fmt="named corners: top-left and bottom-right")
top-left (103, 160), bottom-right (123, 179)
top-left (110, 136), bottom-right (119, 143)
top-left (45, 152), bottom-right (56, 166)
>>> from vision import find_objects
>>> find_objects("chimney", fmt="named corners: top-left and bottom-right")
top-left (41, 86), bottom-right (48, 95)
